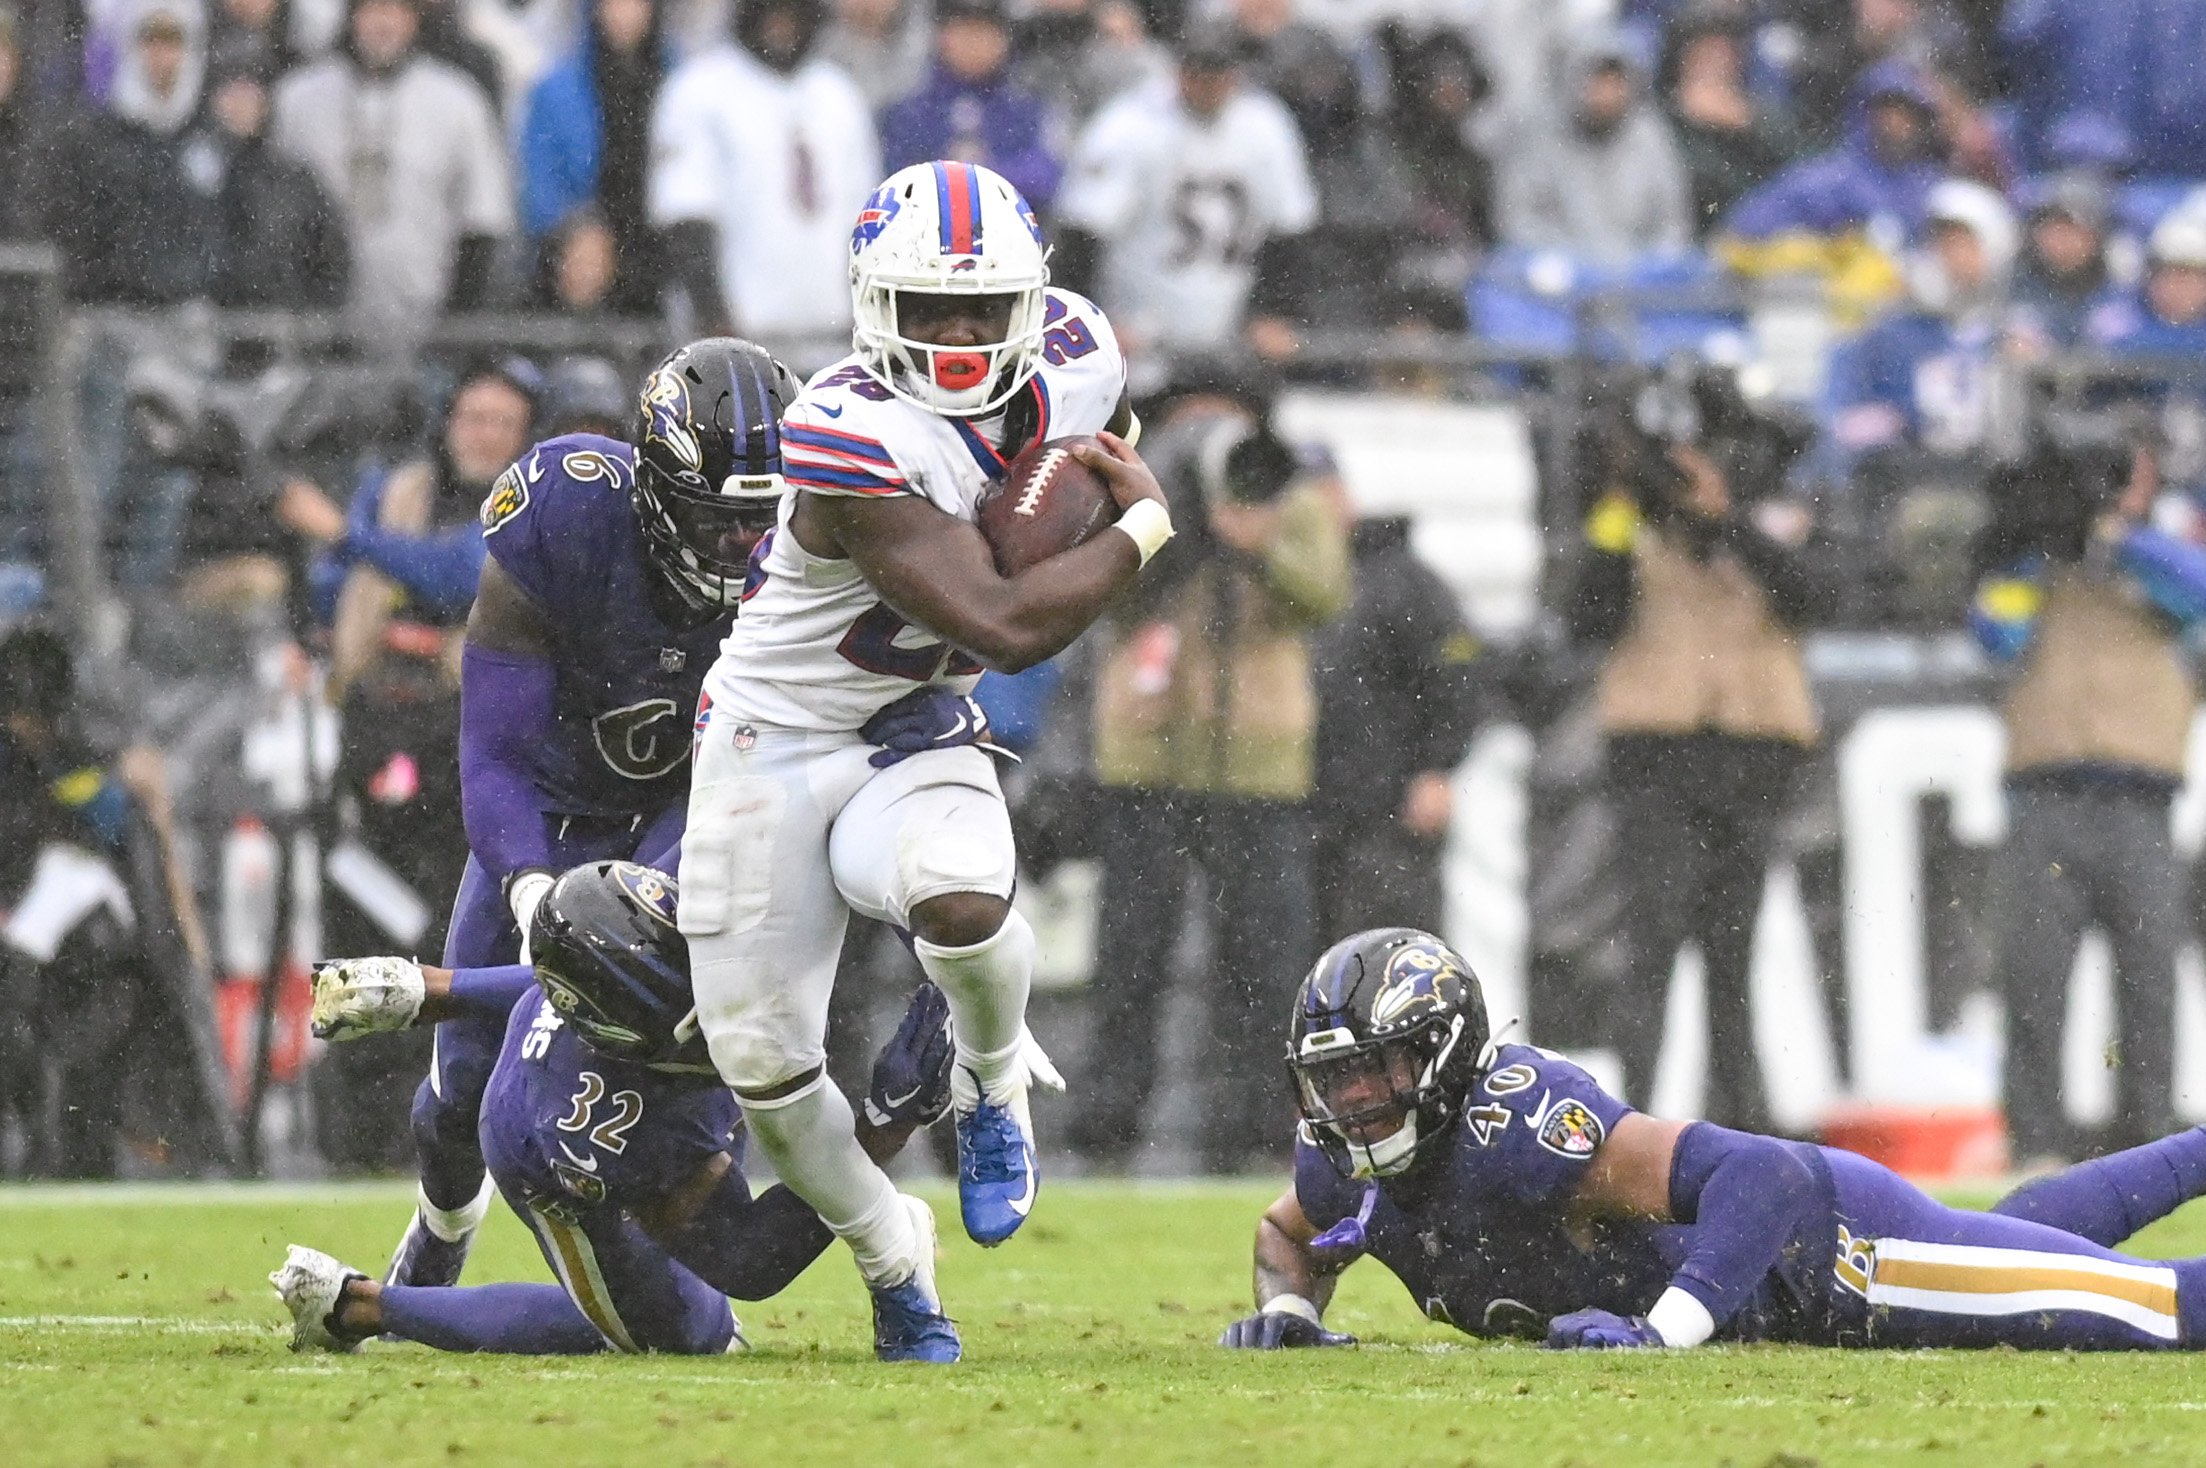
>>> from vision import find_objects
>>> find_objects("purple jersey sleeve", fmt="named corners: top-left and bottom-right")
top-left (1466, 1045), bottom-right (1635, 1209)
top-left (479, 435), bottom-right (638, 615)
top-left (1294, 1135), bottom-right (1365, 1233)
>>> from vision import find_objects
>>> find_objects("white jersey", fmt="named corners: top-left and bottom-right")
top-left (703, 288), bottom-right (1128, 732)
top-left (1057, 77), bottom-right (1318, 353)
top-left (648, 45), bottom-right (882, 338)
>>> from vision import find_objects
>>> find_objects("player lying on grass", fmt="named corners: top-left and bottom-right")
top-left (273, 861), bottom-right (955, 1355)
top-left (1222, 927), bottom-right (2206, 1353)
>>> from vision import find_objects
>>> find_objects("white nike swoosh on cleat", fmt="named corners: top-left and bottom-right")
top-left (1006, 1142), bottom-right (1037, 1217)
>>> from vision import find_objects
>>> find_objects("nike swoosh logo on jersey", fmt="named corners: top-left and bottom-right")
top-left (557, 1142), bottom-right (600, 1173)
top-left (818, 404), bottom-right (845, 418)
top-left (527, 451), bottom-right (544, 482)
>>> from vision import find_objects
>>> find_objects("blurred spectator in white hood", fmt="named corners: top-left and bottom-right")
top-left (111, 0), bottom-right (206, 134)
top-left (1908, 176), bottom-right (2016, 321)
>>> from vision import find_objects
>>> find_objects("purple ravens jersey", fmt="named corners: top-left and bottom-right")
top-left (479, 994), bottom-right (740, 1220)
top-left (1294, 1044), bottom-right (2196, 1349)
top-left (1294, 1044), bottom-right (1684, 1338)
top-left (478, 434), bottom-right (729, 818)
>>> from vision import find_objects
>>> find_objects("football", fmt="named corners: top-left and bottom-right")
top-left (977, 434), bottom-right (1116, 576)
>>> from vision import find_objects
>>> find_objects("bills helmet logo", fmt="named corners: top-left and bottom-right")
top-left (1015, 191), bottom-right (1045, 247)
top-left (852, 183), bottom-right (902, 253)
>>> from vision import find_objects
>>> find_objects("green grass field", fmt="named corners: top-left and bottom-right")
top-left (3, 1179), bottom-right (2206, 1467)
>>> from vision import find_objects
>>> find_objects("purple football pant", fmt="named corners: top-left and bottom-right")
top-left (1823, 1145), bottom-right (2206, 1349)
top-left (376, 1188), bottom-right (736, 1356)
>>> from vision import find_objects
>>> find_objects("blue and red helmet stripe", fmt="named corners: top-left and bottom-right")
top-left (933, 161), bottom-right (984, 255)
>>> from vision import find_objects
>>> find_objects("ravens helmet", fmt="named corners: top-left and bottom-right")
top-left (632, 337), bottom-right (797, 611)
top-left (1288, 928), bottom-right (1490, 1180)
top-left (528, 861), bottom-right (712, 1073)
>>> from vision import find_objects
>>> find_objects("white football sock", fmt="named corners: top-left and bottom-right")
top-left (916, 908), bottom-right (1035, 1098)
top-left (417, 1177), bottom-right (494, 1242)
top-left (736, 1072), bottom-right (916, 1286)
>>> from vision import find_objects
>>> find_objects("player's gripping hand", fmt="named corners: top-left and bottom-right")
top-left (1070, 430), bottom-right (1166, 513)
top-left (1073, 431), bottom-right (1173, 568)
top-left (863, 982), bottom-right (956, 1127)
top-left (310, 956), bottom-right (426, 1041)
top-left (860, 687), bottom-right (1008, 769)
top-left (1545, 1308), bottom-right (1664, 1350)
top-left (1219, 1300), bottom-right (1357, 1350)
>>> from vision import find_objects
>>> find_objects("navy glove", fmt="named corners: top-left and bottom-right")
top-left (862, 982), bottom-right (954, 1128)
top-left (1218, 1307), bottom-right (1357, 1350)
top-left (1544, 1308), bottom-right (1664, 1350)
top-left (860, 687), bottom-right (1003, 768)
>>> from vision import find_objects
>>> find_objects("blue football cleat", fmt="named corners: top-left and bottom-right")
top-left (955, 1077), bottom-right (1039, 1247)
top-left (871, 1196), bottom-right (961, 1364)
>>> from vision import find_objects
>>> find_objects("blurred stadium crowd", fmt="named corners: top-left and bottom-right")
top-left (5, 0), bottom-right (2206, 1180)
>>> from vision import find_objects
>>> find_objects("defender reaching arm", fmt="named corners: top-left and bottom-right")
top-left (1219, 1187), bottom-right (1358, 1348)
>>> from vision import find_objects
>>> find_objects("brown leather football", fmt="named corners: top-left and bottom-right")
top-left (977, 434), bottom-right (1116, 576)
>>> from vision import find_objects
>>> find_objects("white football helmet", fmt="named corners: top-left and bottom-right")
top-left (849, 160), bottom-right (1050, 417)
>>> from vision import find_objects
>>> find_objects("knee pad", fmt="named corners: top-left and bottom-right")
top-left (890, 804), bottom-right (1016, 916)
top-left (708, 1024), bottom-right (825, 1097)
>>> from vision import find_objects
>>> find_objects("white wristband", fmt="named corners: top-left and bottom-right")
top-left (1111, 498), bottom-right (1175, 568)
top-left (508, 870), bottom-right (555, 939)
top-left (1261, 1293), bottom-right (1322, 1327)
top-left (1646, 1286), bottom-right (1715, 1348)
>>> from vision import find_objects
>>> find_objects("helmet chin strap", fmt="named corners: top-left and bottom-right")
top-left (1344, 1115), bottom-right (1423, 1179)
top-left (1475, 1013), bottom-right (1524, 1074)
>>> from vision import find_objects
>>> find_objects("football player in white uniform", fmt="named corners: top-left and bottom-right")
top-left (679, 160), bottom-right (1174, 1363)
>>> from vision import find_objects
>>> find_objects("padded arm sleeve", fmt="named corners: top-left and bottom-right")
top-left (447, 963), bottom-right (541, 1023)
top-left (1664, 1122), bottom-right (1823, 1327)
top-left (459, 644), bottom-right (558, 881)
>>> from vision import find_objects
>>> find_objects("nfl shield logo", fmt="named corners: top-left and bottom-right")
top-left (732, 723), bottom-right (758, 752)
top-left (659, 647), bottom-right (686, 672)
